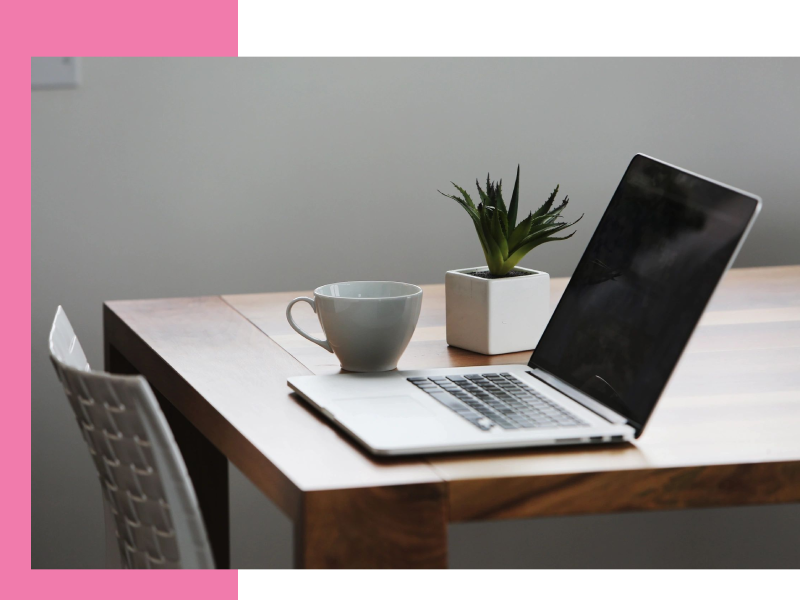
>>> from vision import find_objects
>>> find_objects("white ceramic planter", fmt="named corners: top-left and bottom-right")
top-left (445, 266), bottom-right (550, 355)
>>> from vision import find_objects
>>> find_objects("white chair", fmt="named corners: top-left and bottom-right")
top-left (48, 306), bottom-right (215, 569)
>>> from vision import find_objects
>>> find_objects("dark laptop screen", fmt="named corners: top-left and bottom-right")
top-left (529, 155), bottom-right (759, 433)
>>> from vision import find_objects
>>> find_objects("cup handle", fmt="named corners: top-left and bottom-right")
top-left (286, 297), bottom-right (333, 353)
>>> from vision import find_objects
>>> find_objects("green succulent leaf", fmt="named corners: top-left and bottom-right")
top-left (539, 195), bottom-right (571, 225)
top-left (438, 189), bottom-right (479, 223)
top-left (492, 177), bottom-right (508, 215)
top-left (490, 207), bottom-right (509, 260)
top-left (439, 186), bottom-right (488, 257)
top-left (508, 211), bottom-right (533, 250)
top-left (474, 223), bottom-right (490, 257)
top-left (512, 215), bottom-right (584, 254)
top-left (440, 168), bottom-right (580, 277)
top-left (476, 178), bottom-right (489, 205)
top-left (496, 205), bottom-right (509, 237)
top-left (502, 231), bottom-right (578, 274)
top-left (532, 185), bottom-right (560, 219)
top-left (478, 204), bottom-right (494, 252)
top-left (451, 183), bottom-right (476, 209)
top-left (481, 215), bottom-right (504, 273)
top-left (507, 165), bottom-right (520, 229)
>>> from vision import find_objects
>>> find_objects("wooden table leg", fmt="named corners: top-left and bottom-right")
top-left (105, 343), bottom-right (231, 569)
top-left (294, 483), bottom-right (448, 568)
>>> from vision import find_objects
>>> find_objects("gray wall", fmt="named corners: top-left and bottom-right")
top-left (32, 58), bottom-right (800, 568)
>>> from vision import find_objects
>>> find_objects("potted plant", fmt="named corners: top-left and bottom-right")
top-left (439, 166), bottom-right (582, 355)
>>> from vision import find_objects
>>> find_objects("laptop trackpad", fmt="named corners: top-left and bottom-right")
top-left (330, 395), bottom-right (448, 449)
top-left (331, 395), bottom-right (433, 419)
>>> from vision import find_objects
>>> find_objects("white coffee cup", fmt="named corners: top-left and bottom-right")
top-left (286, 281), bottom-right (423, 372)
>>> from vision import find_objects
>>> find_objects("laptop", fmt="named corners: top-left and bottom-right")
top-left (288, 154), bottom-right (762, 456)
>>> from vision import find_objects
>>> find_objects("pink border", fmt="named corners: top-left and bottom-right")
top-left (10, 0), bottom-right (800, 600)
top-left (17, 41), bottom-right (239, 600)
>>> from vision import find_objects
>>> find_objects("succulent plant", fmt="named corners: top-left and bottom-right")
top-left (439, 166), bottom-right (582, 277)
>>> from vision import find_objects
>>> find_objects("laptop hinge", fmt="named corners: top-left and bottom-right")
top-left (526, 368), bottom-right (641, 434)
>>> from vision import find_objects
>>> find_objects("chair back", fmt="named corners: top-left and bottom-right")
top-left (49, 306), bottom-right (215, 569)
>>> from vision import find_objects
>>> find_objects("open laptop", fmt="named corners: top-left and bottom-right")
top-left (289, 154), bottom-right (762, 456)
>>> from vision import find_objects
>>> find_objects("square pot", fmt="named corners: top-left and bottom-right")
top-left (445, 266), bottom-right (550, 355)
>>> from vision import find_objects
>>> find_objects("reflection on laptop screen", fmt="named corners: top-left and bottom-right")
top-left (530, 155), bottom-right (759, 432)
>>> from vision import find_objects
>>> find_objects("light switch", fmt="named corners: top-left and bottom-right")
top-left (32, 57), bottom-right (80, 90)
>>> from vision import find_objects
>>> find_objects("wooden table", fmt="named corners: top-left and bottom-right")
top-left (103, 266), bottom-right (800, 568)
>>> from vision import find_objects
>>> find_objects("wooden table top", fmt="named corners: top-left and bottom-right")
top-left (104, 266), bottom-right (800, 523)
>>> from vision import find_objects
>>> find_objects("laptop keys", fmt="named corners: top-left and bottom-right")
top-left (407, 374), bottom-right (586, 431)
top-left (409, 381), bottom-right (493, 430)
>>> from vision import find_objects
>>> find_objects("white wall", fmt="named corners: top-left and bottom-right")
top-left (32, 58), bottom-right (800, 568)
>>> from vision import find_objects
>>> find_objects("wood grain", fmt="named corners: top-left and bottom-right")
top-left (224, 266), bottom-right (800, 522)
top-left (448, 461), bottom-right (800, 522)
top-left (105, 266), bottom-right (800, 567)
top-left (103, 297), bottom-right (442, 518)
top-left (295, 483), bottom-right (448, 568)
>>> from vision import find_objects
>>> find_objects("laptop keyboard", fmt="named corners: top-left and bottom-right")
top-left (407, 372), bottom-right (587, 431)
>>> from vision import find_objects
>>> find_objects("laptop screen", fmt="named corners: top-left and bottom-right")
top-left (529, 154), bottom-right (759, 433)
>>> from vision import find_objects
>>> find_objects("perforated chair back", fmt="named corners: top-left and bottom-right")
top-left (49, 306), bottom-right (215, 569)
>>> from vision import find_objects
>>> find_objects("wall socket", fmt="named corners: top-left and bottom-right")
top-left (32, 57), bottom-right (80, 90)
